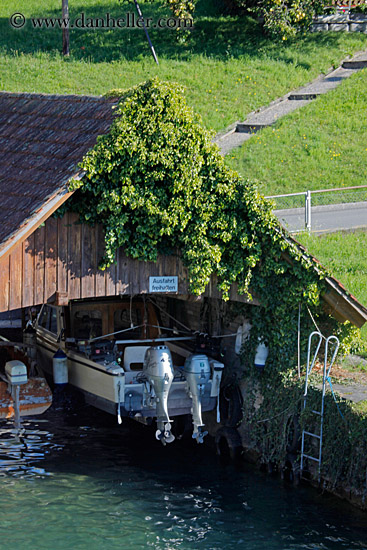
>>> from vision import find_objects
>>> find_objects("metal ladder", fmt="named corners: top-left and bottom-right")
top-left (300, 331), bottom-right (340, 482)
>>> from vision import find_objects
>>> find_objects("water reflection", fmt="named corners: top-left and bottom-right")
top-left (0, 420), bottom-right (56, 478)
top-left (0, 405), bottom-right (366, 550)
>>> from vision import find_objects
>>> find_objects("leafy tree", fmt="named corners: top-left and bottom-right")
top-left (165, 0), bottom-right (197, 19)
top-left (221, 0), bottom-right (326, 38)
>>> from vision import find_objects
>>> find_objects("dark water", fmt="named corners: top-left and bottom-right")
top-left (0, 400), bottom-right (366, 550)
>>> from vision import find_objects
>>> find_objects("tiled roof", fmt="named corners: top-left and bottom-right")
top-left (0, 92), bottom-right (117, 251)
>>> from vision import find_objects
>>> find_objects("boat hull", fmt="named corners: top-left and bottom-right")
top-left (35, 301), bottom-right (220, 433)
top-left (36, 338), bottom-right (216, 419)
top-left (37, 337), bottom-right (123, 410)
top-left (0, 378), bottom-right (52, 419)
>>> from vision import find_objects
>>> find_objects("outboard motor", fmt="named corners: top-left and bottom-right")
top-left (183, 354), bottom-right (211, 443)
top-left (143, 346), bottom-right (175, 445)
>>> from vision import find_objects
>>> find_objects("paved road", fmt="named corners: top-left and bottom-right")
top-left (275, 201), bottom-right (367, 234)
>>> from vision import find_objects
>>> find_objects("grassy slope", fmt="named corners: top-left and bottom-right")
top-left (297, 230), bottom-right (367, 337)
top-left (0, 0), bottom-right (366, 130)
top-left (1, 0), bottom-right (366, 338)
top-left (226, 69), bottom-right (367, 195)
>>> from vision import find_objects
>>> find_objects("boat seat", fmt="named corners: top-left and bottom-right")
top-left (123, 346), bottom-right (150, 372)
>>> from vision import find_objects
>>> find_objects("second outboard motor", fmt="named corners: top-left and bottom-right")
top-left (143, 346), bottom-right (175, 445)
top-left (183, 354), bottom-right (211, 444)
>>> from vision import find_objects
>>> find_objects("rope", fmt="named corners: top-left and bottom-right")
top-left (89, 324), bottom-right (145, 342)
top-left (149, 324), bottom-right (192, 335)
top-left (148, 298), bottom-right (192, 332)
top-left (148, 299), bottom-right (236, 339)
top-left (325, 375), bottom-right (345, 420)
top-left (129, 294), bottom-right (134, 328)
top-left (306, 305), bottom-right (326, 340)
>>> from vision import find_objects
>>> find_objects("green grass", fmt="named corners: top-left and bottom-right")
top-left (226, 69), bottom-right (367, 195)
top-left (297, 230), bottom-right (367, 338)
top-left (0, 0), bottom-right (367, 130)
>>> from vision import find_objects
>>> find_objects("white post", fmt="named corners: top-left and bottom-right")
top-left (305, 190), bottom-right (311, 232)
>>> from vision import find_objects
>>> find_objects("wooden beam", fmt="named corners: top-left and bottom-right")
top-left (48, 291), bottom-right (69, 306)
top-left (0, 191), bottom-right (73, 262)
top-left (323, 288), bottom-right (365, 328)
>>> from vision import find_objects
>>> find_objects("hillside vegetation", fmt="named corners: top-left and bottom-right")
top-left (298, 230), bottom-right (367, 309)
top-left (0, 0), bottom-right (366, 130)
top-left (1, 0), bottom-right (366, 338)
top-left (297, 230), bottom-right (367, 338)
top-left (226, 69), bottom-right (367, 196)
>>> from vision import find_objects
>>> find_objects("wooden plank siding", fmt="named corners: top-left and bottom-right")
top-left (22, 235), bottom-right (35, 308)
top-left (0, 255), bottom-right (10, 311)
top-left (0, 213), bottom-right (256, 312)
top-left (34, 223), bottom-right (46, 306)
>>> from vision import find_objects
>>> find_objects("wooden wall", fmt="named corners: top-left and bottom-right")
top-left (0, 213), bottom-right (256, 312)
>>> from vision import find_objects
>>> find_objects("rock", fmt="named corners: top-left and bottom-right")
top-left (329, 23), bottom-right (349, 31)
top-left (349, 23), bottom-right (367, 32)
top-left (349, 13), bottom-right (367, 21)
top-left (311, 23), bottom-right (329, 31)
top-left (344, 354), bottom-right (367, 368)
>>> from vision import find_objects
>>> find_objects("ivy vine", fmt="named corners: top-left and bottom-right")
top-left (240, 371), bottom-right (367, 499)
top-left (58, 77), bottom-right (367, 496)
top-left (61, 77), bottom-right (354, 375)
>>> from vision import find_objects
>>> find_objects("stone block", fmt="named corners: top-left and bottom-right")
top-left (311, 23), bottom-right (329, 31)
top-left (236, 123), bottom-right (271, 134)
top-left (349, 22), bottom-right (367, 31)
top-left (316, 13), bottom-right (348, 22)
top-left (343, 59), bottom-right (367, 68)
top-left (349, 13), bottom-right (367, 21)
top-left (329, 22), bottom-right (349, 30)
top-left (288, 92), bottom-right (321, 100)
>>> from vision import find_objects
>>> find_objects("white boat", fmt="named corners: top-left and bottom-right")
top-left (35, 298), bottom-right (224, 444)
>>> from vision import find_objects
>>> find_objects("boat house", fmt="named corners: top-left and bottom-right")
top-left (0, 90), bottom-right (366, 331)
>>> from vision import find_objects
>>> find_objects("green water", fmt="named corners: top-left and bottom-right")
top-left (0, 405), bottom-right (366, 550)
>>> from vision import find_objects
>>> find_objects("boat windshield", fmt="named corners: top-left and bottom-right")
top-left (73, 310), bottom-right (102, 340)
top-left (114, 308), bottom-right (143, 339)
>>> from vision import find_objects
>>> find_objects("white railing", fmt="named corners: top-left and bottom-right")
top-left (265, 185), bottom-right (367, 232)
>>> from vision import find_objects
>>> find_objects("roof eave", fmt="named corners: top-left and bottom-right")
top-left (323, 276), bottom-right (367, 329)
top-left (0, 176), bottom-right (79, 261)
top-left (284, 232), bottom-right (367, 328)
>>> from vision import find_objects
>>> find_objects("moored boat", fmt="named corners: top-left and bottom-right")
top-left (35, 298), bottom-right (224, 444)
top-left (0, 339), bottom-right (52, 419)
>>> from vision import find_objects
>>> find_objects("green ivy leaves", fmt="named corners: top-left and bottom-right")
top-left (61, 77), bottom-right (353, 375)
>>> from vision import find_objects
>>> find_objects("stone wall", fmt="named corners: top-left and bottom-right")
top-left (312, 13), bottom-right (367, 32)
